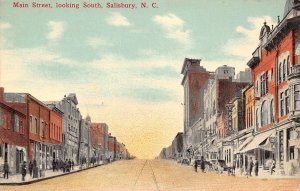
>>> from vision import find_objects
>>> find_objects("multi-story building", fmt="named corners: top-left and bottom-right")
top-left (181, 58), bottom-right (210, 150)
top-left (4, 92), bottom-right (63, 170)
top-left (108, 135), bottom-right (116, 161)
top-left (0, 87), bottom-right (28, 174)
top-left (55, 94), bottom-right (82, 164)
top-left (78, 115), bottom-right (92, 166)
top-left (171, 132), bottom-right (184, 159)
top-left (244, 0), bottom-right (300, 174)
top-left (204, 66), bottom-right (249, 160)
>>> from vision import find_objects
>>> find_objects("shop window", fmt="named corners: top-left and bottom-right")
top-left (290, 146), bottom-right (294, 160)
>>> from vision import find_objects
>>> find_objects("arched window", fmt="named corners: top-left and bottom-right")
top-left (261, 101), bottom-right (268, 126)
top-left (287, 56), bottom-right (290, 75)
top-left (283, 60), bottom-right (286, 81)
top-left (270, 99), bottom-right (274, 124)
top-left (278, 62), bottom-right (282, 83)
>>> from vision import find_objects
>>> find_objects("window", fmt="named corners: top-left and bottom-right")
top-left (30, 116), bottom-right (33, 133)
top-left (0, 110), bottom-right (2, 127)
top-left (285, 90), bottom-right (289, 114)
top-left (0, 145), bottom-right (2, 157)
top-left (20, 121), bottom-right (24, 134)
top-left (278, 63), bottom-right (282, 83)
top-left (34, 118), bottom-right (38, 134)
top-left (261, 101), bottom-right (268, 126)
top-left (287, 56), bottom-right (290, 76)
top-left (260, 73), bottom-right (268, 96)
top-left (270, 100), bottom-right (274, 124)
top-left (256, 109), bottom-right (259, 130)
top-left (280, 92), bottom-right (285, 116)
top-left (283, 60), bottom-right (286, 81)
top-left (14, 114), bottom-right (20, 132)
top-left (40, 120), bottom-right (44, 137)
top-left (295, 85), bottom-right (300, 110)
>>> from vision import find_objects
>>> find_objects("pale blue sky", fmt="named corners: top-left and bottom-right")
top-left (0, 0), bottom-right (285, 158)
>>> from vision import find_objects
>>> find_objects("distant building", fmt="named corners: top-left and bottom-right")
top-left (55, 94), bottom-right (82, 164)
top-left (181, 58), bottom-right (210, 150)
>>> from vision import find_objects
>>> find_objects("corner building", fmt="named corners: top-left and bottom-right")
top-left (246, 0), bottom-right (300, 175)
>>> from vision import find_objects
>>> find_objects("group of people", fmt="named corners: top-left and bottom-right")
top-left (3, 161), bottom-right (29, 181)
top-left (193, 156), bottom-right (206, 173)
top-left (52, 159), bottom-right (75, 173)
top-left (2, 158), bottom-right (77, 182)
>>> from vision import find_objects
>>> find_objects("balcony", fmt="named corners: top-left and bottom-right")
top-left (288, 64), bottom-right (300, 80)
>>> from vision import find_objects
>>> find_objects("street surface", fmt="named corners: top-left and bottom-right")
top-left (0, 159), bottom-right (299, 191)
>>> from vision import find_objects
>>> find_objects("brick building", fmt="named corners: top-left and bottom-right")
top-left (181, 58), bottom-right (210, 151)
top-left (4, 92), bottom-right (63, 170)
top-left (0, 87), bottom-right (27, 174)
top-left (242, 0), bottom-right (300, 174)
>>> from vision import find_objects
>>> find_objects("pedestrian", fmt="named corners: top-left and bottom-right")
top-left (21, 161), bottom-right (27, 181)
top-left (3, 161), bottom-right (9, 179)
top-left (28, 161), bottom-right (33, 177)
top-left (254, 158), bottom-right (259, 176)
top-left (271, 158), bottom-right (276, 175)
top-left (247, 157), bottom-right (254, 177)
top-left (194, 159), bottom-right (198, 172)
top-left (52, 159), bottom-right (56, 172)
top-left (232, 159), bottom-right (236, 176)
top-left (68, 159), bottom-right (72, 172)
top-left (71, 160), bottom-right (74, 170)
top-left (200, 156), bottom-right (205, 173)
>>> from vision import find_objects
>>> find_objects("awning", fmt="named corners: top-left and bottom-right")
top-left (234, 136), bottom-right (253, 154)
top-left (240, 130), bottom-right (274, 153)
top-left (207, 145), bottom-right (218, 153)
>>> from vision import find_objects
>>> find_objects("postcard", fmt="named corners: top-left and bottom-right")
top-left (0, 0), bottom-right (300, 190)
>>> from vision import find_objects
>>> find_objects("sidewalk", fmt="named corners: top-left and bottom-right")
top-left (0, 162), bottom-right (105, 185)
top-left (219, 168), bottom-right (300, 180)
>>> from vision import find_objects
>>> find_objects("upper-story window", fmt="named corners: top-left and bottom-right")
top-left (278, 62), bottom-right (282, 83)
top-left (255, 108), bottom-right (259, 130)
top-left (287, 56), bottom-right (290, 76)
top-left (285, 90), bottom-right (289, 114)
top-left (280, 92), bottom-right (285, 117)
top-left (261, 101), bottom-right (268, 127)
top-left (260, 73), bottom-right (268, 96)
top-left (270, 99), bottom-right (274, 124)
top-left (283, 60), bottom-right (286, 81)
top-left (295, 85), bottom-right (300, 110)
top-left (0, 110), bottom-right (2, 127)
top-left (14, 114), bottom-right (20, 132)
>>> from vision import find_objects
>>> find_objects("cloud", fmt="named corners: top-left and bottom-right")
top-left (0, 22), bottom-right (11, 30)
top-left (106, 12), bottom-right (131, 27)
top-left (47, 21), bottom-right (64, 40)
top-left (153, 13), bottom-right (192, 48)
top-left (223, 16), bottom-right (276, 59)
top-left (85, 37), bottom-right (114, 48)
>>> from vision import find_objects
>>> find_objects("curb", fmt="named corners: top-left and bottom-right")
top-left (0, 163), bottom-right (108, 186)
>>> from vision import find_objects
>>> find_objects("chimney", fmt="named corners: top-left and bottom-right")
top-left (277, 16), bottom-right (280, 24)
top-left (0, 87), bottom-right (4, 102)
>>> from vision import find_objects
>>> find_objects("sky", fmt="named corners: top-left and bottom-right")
top-left (0, 0), bottom-right (286, 158)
